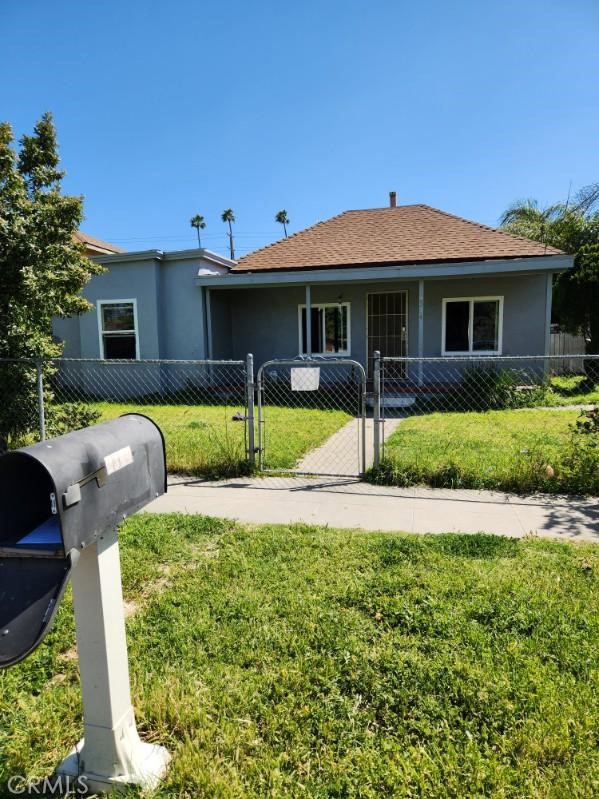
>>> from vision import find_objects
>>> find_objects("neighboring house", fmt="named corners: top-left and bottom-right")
top-left (54, 197), bottom-right (572, 374)
top-left (75, 231), bottom-right (126, 257)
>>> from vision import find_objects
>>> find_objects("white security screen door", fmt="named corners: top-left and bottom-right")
top-left (367, 292), bottom-right (407, 376)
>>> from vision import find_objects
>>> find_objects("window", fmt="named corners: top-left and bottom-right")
top-left (298, 303), bottom-right (350, 355)
top-left (98, 300), bottom-right (138, 359)
top-left (442, 297), bottom-right (502, 355)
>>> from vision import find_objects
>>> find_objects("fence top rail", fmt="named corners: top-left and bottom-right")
top-left (381, 354), bottom-right (597, 363)
top-left (47, 357), bottom-right (246, 367)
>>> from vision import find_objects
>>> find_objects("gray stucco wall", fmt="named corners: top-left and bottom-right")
top-left (53, 315), bottom-right (81, 357)
top-left (52, 256), bottom-right (208, 361)
top-left (72, 258), bottom-right (162, 359)
top-left (160, 260), bottom-right (206, 359)
top-left (422, 273), bottom-right (548, 357)
top-left (53, 255), bottom-right (552, 371)
top-left (221, 272), bottom-right (549, 368)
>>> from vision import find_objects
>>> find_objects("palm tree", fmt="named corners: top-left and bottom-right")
top-left (499, 200), bottom-right (564, 248)
top-left (190, 214), bottom-right (206, 248)
top-left (499, 183), bottom-right (599, 252)
top-left (221, 208), bottom-right (236, 259)
top-left (275, 209), bottom-right (290, 238)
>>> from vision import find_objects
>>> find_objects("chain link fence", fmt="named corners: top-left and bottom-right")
top-left (370, 353), bottom-right (599, 494)
top-left (0, 358), bottom-right (45, 452)
top-left (1, 353), bottom-right (597, 485)
top-left (0, 357), bottom-right (250, 478)
top-left (257, 358), bottom-right (367, 476)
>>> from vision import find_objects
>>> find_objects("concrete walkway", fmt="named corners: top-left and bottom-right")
top-left (295, 417), bottom-right (402, 476)
top-left (146, 476), bottom-right (599, 542)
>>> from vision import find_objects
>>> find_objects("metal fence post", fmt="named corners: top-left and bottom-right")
top-left (373, 350), bottom-right (381, 468)
top-left (36, 359), bottom-right (46, 441)
top-left (245, 353), bottom-right (256, 467)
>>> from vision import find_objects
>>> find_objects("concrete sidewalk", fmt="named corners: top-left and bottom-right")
top-left (295, 418), bottom-right (402, 476)
top-left (146, 476), bottom-right (599, 542)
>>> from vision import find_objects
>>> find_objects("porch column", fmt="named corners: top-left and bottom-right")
top-left (206, 288), bottom-right (213, 360)
top-left (544, 272), bottom-right (553, 377)
top-left (544, 273), bottom-right (553, 357)
top-left (418, 279), bottom-right (424, 386)
top-left (305, 284), bottom-right (312, 356)
top-left (198, 287), bottom-right (207, 360)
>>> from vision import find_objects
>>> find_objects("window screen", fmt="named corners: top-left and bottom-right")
top-left (300, 304), bottom-right (349, 354)
top-left (472, 300), bottom-right (499, 352)
top-left (445, 301), bottom-right (470, 352)
top-left (444, 298), bottom-right (501, 354)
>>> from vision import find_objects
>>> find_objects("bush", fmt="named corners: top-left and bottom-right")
top-left (45, 402), bottom-right (101, 439)
top-left (558, 407), bottom-right (599, 493)
top-left (460, 366), bottom-right (548, 410)
top-left (0, 361), bottom-right (39, 451)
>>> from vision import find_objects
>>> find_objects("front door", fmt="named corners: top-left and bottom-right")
top-left (366, 291), bottom-right (408, 376)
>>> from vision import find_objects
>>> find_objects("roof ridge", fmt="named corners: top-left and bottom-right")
top-left (418, 204), bottom-right (564, 254)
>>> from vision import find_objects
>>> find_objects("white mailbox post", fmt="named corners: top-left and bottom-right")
top-left (57, 528), bottom-right (170, 792)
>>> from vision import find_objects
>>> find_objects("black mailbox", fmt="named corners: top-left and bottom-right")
top-left (0, 414), bottom-right (166, 668)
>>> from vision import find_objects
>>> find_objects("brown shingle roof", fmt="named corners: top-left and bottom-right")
top-left (75, 231), bottom-right (125, 255)
top-left (235, 204), bottom-right (564, 272)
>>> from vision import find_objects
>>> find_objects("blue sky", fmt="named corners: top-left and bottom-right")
top-left (2, 0), bottom-right (598, 257)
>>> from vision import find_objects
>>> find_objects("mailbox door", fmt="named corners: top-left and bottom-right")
top-left (0, 556), bottom-right (72, 668)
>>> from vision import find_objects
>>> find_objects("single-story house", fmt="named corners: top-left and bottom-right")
top-left (54, 197), bottom-right (572, 376)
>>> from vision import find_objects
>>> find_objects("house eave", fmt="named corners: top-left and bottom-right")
top-left (93, 247), bottom-right (236, 269)
top-left (195, 254), bottom-right (573, 287)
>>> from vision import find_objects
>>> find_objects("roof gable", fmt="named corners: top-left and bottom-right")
top-left (235, 204), bottom-right (564, 272)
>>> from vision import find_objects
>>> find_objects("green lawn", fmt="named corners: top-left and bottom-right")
top-left (1, 515), bottom-right (597, 798)
top-left (371, 408), bottom-right (598, 494)
top-left (547, 374), bottom-right (599, 406)
top-left (94, 403), bottom-right (350, 476)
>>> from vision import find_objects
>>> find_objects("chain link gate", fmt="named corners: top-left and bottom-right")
top-left (256, 358), bottom-right (367, 477)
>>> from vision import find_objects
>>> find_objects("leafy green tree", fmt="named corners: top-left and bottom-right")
top-left (500, 183), bottom-right (599, 355)
top-left (555, 243), bottom-right (599, 362)
top-left (275, 209), bottom-right (289, 237)
top-left (0, 112), bottom-right (103, 448)
top-left (190, 213), bottom-right (206, 247)
top-left (221, 208), bottom-right (235, 259)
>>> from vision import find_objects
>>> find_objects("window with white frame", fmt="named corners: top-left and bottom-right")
top-left (98, 300), bottom-right (138, 359)
top-left (442, 297), bottom-right (503, 355)
top-left (298, 303), bottom-right (350, 355)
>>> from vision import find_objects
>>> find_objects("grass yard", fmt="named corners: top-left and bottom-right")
top-left (547, 374), bottom-right (599, 406)
top-left (371, 408), bottom-right (598, 495)
top-left (0, 515), bottom-right (597, 798)
top-left (94, 403), bottom-right (350, 476)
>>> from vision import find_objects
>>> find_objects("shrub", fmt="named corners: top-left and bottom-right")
top-left (460, 366), bottom-right (548, 410)
top-left (557, 407), bottom-right (599, 493)
top-left (45, 403), bottom-right (101, 439)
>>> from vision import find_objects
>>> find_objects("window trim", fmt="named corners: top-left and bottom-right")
top-left (441, 296), bottom-right (503, 356)
top-left (297, 301), bottom-right (351, 356)
top-left (97, 298), bottom-right (140, 360)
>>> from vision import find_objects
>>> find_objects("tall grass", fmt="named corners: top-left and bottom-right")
top-left (369, 408), bottom-right (598, 494)
top-left (94, 403), bottom-right (350, 476)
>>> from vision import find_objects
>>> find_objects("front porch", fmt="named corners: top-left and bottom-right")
top-left (200, 268), bottom-right (551, 376)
